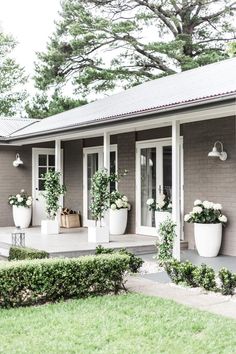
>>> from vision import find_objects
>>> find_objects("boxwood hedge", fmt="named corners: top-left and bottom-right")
top-left (9, 246), bottom-right (49, 261)
top-left (0, 254), bottom-right (130, 308)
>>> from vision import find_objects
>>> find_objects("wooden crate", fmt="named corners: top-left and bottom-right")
top-left (61, 213), bottom-right (81, 228)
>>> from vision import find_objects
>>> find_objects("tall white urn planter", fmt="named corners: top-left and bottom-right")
top-left (13, 205), bottom-right (32, 228)
top-left (88, 225), bottom-right (109, 243)
top-left (109, 208), bottom-right (128, 235)
top-left (41, 219), bottom-right (59, 235)
top-left (155, 211), bottom-right (171, 234)
top-left (194, 223), bottom-right (222, 257)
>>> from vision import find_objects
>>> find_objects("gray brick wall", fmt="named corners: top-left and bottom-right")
top-left (183, 116), bottom-right (236, 255)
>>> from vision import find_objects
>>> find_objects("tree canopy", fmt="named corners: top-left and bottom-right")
top-left (25, 90), bottom-right (87, 119)
top-left (0, 31), bottom-right (27, 116)
top-left (35, 0), bottom-right (236, 97)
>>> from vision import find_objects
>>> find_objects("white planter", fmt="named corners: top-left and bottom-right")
top-left (155, 211), bottom-right (172, 234)
top-left (88, 226), bottom-right (109, 243)
top-left (41, 219), bottom-right (59, 235)
top-left (12, 205), bottom-right (32, 228)
top-left (109, 208), bottom-right (128, 235)
top-left (194, 223), bottom-right (222, 257)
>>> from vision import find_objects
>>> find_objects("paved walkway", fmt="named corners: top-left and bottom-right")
top-left (127, 275), bottom-right (236, 320)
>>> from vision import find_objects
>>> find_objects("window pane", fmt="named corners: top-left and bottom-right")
top-left (87, 153), bottom-right (98, 219)
top-left (110, 151), bottom-right (116, 192)
top-left (39, 167), bottom-right (47, 178)
top-left (38, 154), bottom-right (47, 166)
top-left (49, 155), bottom-right (55, 166)
top-left (141, 148), bottom-right (156, 227)
top-left (38, 179), bottom-right (45, 191)
top-left (163, 146), bottom-right (172, 199)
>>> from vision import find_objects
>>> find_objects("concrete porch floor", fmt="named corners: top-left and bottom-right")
top-left (0, 226), bottom-right (158, 258)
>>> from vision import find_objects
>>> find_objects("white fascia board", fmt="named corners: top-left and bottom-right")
top-left (4, 100), bottom-right (236, 146)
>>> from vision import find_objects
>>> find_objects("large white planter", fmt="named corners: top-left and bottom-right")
top-left (155, 211), bottom-right (172, 234)
top-left (109, 208), bottom-right (128, 235)
top-left (13, 205), bottom-right (32, 228)
top-left (41, 219), bottom-right (59, 235)
top-left (88, 226), bottom-right (109, 243)
top-left (194, 223), bottom-right (222, 257)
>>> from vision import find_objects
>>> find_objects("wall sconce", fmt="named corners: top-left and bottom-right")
top-left (208, 141), bottom-right (227, 161)
top-left (13, 153), bottom-right (24, 167)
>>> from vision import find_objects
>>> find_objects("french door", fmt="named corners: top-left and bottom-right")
top-left (136, 138), bottom-right (183, 236)
top-left (83, 145), bottom-right (117, 226)
top-left (32, 148), bottom-right (63, 226)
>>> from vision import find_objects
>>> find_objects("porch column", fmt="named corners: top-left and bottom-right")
top-left (103, 131), bottom-right (110, 171)
top-left (55, 139), bottom-right (62, 225)
top-left (172, 120), bottom-right (181, 260)
top-left (103, 131), bottom-right (110, 229)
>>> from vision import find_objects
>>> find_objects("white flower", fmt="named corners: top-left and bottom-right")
top-left (17, 197), bottom-right (23, 203)
top-left (127, 203), bottom-right (131, 211)
top-left (157, 201), bottom-right (165, 209)
top-left (122, 196), bottom-right (128, 202)
top-left (16, 194), bottom-right (20, 198)
top-left (156, 193), bottom-right (165, 203)
top-left (167, 203), bottom-right (172, 209)
top-left (115, 199), bottom-right (123, 208)
top-left (26, 200), bottom-right (32, 206)
top-left (194, 199), bottom-right (202, 206)
top-left (192, 206), bottom-right (203, 214)
top-left (219, 215), bottom-right (227, 223)
top-left (28, 196), bottom-right (32, 200)
top-left (213, 203), bottom-right (222, 210)
top-left (10, 200), bottom-right (14, 205)
top-left (184, 214), bottom-right (191, 222)
top-left (203, 201), bottom-right (214, 209)
top-left (20, 189), bottom-right (25, 193)
top-left (110, 204), bottom-right (117, 210)
top-left (123, 201), bottom-right (128, 208)
top-left (146, 198), bottom-right (154, 206)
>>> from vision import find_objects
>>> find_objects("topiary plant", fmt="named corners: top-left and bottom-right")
top-left (42, 170), bottom-right (66, 219)
top-left (193, 264), bottom-right (216, 291)
top-left (218, 267), bottom-right (236, 295)
top-left (156, 218), bottom-right (176, 265)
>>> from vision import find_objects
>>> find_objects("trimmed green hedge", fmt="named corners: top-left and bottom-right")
top-left (9, 247), bottom-right (49, 261)
top-left (0, 254), bottom-right (130, 308)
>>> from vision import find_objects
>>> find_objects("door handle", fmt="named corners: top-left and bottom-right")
top-left (36, 198), bottom-right (39, 201)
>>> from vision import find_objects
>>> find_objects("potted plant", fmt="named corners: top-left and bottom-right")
top-left (8, 189), bottom-right (32, 228)
top-left (41, 170), bottom-right (66, 235)
top-left (109, 191), bottom-right (131, 235)
top-left (88, 169), bottom-right (119, 243)
top-left (146, 193), bottom-right (172, 233)
top-left (184, 200), bottom-right (227, 257)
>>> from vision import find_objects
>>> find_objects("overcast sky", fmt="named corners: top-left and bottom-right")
top-left (1, 0), bottom-right (60, 76)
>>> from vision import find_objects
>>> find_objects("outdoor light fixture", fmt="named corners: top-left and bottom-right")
top-left (208, 141), bottom-right (227, 161)
top-left (13, 153), bottom-right (24, 167)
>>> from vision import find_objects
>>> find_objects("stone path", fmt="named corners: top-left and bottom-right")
top-left (127, 275), bottom-right (236, 320)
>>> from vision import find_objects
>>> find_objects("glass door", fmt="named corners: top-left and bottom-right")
top-left (136, 139), bottom-right (182, 236)
top-left (83, 146), bottom-right (117, 226)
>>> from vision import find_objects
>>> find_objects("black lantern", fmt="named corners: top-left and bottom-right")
top-left (11, 226), bottom-right (25, 247)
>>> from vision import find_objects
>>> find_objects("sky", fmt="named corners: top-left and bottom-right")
top-left (0, 0), bottom-right (61, 83)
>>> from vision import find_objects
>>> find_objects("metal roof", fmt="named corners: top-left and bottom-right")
top-left (5, 57), bottom-right (236, 139)
top-left (0, 117), bottom-right (39, 137)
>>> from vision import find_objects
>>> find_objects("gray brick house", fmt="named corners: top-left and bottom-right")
top-left (1, 58), bottom-right (236, 255)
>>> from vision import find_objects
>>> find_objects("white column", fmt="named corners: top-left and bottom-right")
top-left (103, 131), bottom-right (110, 171)
top-left (172, 120), bottom-right (181, 260)
top-left (103, 131), bottom-right (110, 230)
top-left (55, 139), bottom-right (62, 225)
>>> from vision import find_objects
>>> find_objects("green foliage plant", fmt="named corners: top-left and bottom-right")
top-left (156, 218), bottom-right (176, 265)
top-left (193, 264), bottom-right (216, 291)
top-left (218, 267), bottom-right (236, 295)
top-left (9, 247), bottom-right (49, 261)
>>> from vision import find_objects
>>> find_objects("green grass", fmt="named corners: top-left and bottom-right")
top-left (0, 293), bottom-right (236, 354)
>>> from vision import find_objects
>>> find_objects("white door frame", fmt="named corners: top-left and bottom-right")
top-left (135, 137), bottom-right (184, 237)
top-left (83, 145), bottom-right (117, 227)
top-left (32, 147), bottom-right (63, 226)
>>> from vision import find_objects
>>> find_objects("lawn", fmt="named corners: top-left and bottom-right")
top-left (0, 293), bottom-right (236, 354)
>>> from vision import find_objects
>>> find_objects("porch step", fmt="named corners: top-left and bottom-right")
top-left (0, 242), bottom-right (10, 260)
top-left (181, 241), bottom-right (188, 250)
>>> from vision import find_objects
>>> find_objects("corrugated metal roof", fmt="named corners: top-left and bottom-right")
top-left (7, 57), bottom-right (236, 139)
top-left (0, 117), bottom-right (39, 137)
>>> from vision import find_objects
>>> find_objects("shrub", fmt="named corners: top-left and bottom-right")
top-left (165, 259), bottom-right (198, 287)
top-left (218, 268), bottom-right (236, 295)
top-left (9, 247), bottom-right (49, 261)
top-left (95, 245), bottom-right (143, 273)
top-left (193, 264), bottom-right (216, 291)
top-left (0, 254), bottom-right (130, 308)
top-left (156, 218), bottom-right (176, 265)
